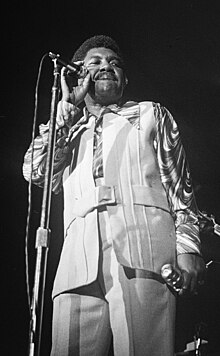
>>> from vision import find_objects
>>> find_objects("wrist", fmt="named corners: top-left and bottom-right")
top-left (56, 101), bottom-right (80, 129)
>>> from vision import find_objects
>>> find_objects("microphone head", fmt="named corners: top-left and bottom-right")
top-left (161, 264), bottom-right (183, 291)
top-left (48, 52), bottom-right (83, 77)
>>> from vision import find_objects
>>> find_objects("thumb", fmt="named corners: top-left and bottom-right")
top-left (74, 72), bottom-right (91, 106)
top-left (60, 67), bottom-right (72, 102)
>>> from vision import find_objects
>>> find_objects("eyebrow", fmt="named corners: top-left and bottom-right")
top-left (87, 54), bottom-right (121, 62)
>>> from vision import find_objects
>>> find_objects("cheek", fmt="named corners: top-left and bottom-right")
top-left (87, 68), bottom-right (98, 81)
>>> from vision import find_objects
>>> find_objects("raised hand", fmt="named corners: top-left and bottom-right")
top-left (60, 63), bottom-right (91, 106)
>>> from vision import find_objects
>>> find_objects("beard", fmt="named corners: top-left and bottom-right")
top-left (89, 79), bottom-right (123, 105)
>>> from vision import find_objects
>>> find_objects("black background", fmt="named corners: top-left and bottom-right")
top-left (2, 1), bottom-right (220, 355)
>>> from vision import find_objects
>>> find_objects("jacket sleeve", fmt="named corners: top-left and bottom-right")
top-left (22, 101), bottom-right (80, 194)
top-left (154, 103), bottom-right (201, 255)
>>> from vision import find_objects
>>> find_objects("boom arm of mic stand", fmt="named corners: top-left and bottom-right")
top-left (28, 59), bottom-right (61, 356)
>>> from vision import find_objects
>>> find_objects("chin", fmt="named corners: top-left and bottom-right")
top-left (96, 94), bottom-right (120, 106)
top-left (96, 89), bottom-right (122, 105)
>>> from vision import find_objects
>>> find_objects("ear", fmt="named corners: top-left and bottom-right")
top-left (124, 75), bottom-right (129, 87)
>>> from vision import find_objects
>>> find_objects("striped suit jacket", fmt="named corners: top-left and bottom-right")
top-left (23, 101), bottom-right (201, 298)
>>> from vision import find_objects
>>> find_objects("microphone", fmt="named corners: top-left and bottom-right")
top-left (48, 52), bottom-right (82, 76)
top-left (161, 264), bottom-right (184, 292)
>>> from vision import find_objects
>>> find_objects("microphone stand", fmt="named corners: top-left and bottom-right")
top-left (28, 58), bottom-right (61, 356)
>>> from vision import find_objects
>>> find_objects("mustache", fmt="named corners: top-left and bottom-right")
top-left (94, 71), bottom-right (117, 81)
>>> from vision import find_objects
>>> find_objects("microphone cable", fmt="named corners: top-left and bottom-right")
top-left (24, 53), bottom-right (48, 313)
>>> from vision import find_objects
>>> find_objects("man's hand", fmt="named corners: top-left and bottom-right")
top-left (177, 253), bottom-right (206, 296)
top-left (60, 64), bottom-right (91, 106)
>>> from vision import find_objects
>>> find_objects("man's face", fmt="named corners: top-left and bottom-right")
top-left (83, 47), bottom-right (127, 105)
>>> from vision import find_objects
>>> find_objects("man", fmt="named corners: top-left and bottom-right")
top-left (23, 35), bottom-right (205, 356)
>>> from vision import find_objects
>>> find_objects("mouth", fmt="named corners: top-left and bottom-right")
top-left (95, 73), bottom-right (117, 81)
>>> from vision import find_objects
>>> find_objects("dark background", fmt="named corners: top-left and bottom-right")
top-left (2, 1), bottom-right (220, 355)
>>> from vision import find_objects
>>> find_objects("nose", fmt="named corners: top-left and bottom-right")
top-left (99, 60), bottom-right (114, 72)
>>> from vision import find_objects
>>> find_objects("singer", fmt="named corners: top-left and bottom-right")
top-left (23, 35), bottom-right (206, 356)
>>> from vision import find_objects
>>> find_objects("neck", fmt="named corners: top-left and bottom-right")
top-left (84, 99), bottom-right (104, 117)
top-left (84, 94), bottom-right (121, 117)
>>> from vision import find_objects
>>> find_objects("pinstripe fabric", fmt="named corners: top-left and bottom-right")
top-left (51, 291), bottom-right (112, 356)
top-left (23, 100), bottom-right (201, 264)
top-left (92, 113), bottom-right (104, 179)
top-left (102, 105), bottom-right (176, 271)
top-left (23, 100), bottom-right (200, 355)
top-left (97, 205), bottom-right (176, 356)
top-left (92, 104), bottom-right (140, 179)
top-left (51, 206), bottom-right (176, 356)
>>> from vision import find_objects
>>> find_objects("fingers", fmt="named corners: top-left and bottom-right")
top-left (74, 71), bottom-right (91, 106)
top-left (65, 60), bottom-right (85, 77)
top-left (60, 64), bottom-right (91, 105)
top-left (177, 253), bottom-right (207, 297)
top-left (60, 67), bottom-right (69, 85)
top-left (178, 270), bottom-right (193, 296)
top-left (80, 71), bottom-right (91, 90)
top-left (179, 270), bottom-right (205, 297)
top-left (74, 60), bottom-right (85, 67)
top-left (60, 67), bottom-right (72, 102)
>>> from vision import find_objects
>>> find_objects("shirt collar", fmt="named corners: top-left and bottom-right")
top-left (84, 101), bottom-right (140, 128)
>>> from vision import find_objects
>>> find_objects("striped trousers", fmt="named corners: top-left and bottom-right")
top-left (51, 207), bottom-right (176, 356)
